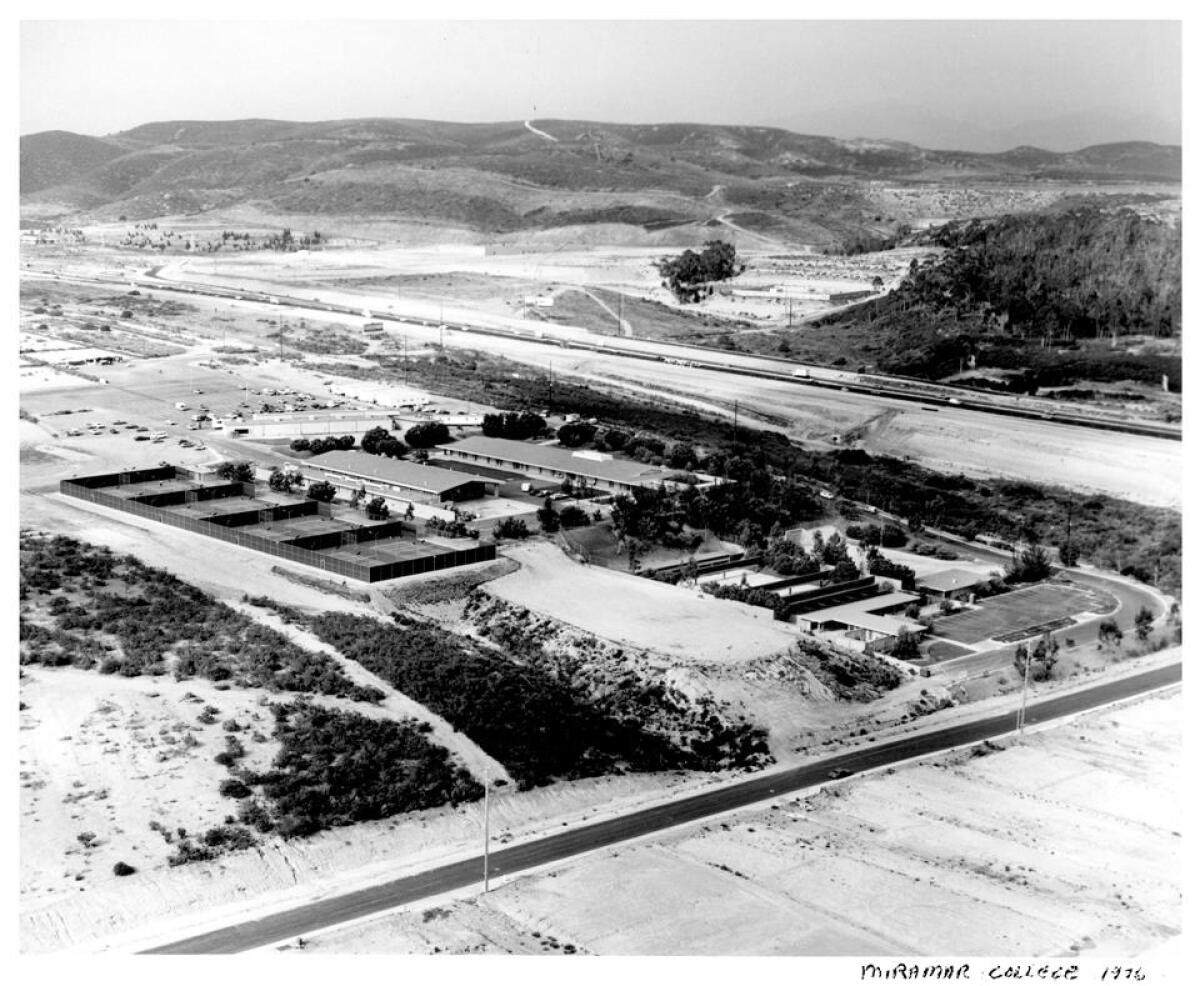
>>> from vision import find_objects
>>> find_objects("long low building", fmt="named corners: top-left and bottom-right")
top-left (436, 435), bottom-right (675, 494)
top-left (796, 589), bottom-right (925, 648)
top-left (303, 450), bottom-right (499, 503)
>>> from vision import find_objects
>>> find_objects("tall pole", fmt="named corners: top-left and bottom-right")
top-left (548, 361), bottom-right (554, 411)
top-left (733, 400), bottom-right (739, 440)
top-left (617, 291), bottom-right (624, 335)
top-left (1065, 498), bottom-right (1073, 565)
top-left (403, 334), bottom-right (408, 386)
top-left (278, 315), bottom-right (283, 361)
top-left (482, 778), bottom-right (491, 893)
top-left (1017, 645), bottom-right (1031, 739)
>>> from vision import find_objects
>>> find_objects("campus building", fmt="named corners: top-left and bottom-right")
top-left (794, 588), bottom-right (925, 652)
top-left (436, 436), bottom-right (676, 495)
top-left (302, 450), bottom-right (499, 504)
top-left (917, 568), bottom-right (992, 603)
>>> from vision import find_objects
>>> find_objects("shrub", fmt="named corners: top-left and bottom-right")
top-left (219, 778), bottom-right (252, 799)
top-left (493, 517), bottom-right (530, 540)
top-left (113, 861), bottom-right (137, 877)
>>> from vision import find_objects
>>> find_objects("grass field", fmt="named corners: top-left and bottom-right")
top-left (932, 583), bottom-right (1098, 645)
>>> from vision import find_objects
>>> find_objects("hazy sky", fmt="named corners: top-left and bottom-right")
top-left (19, 18), bottom-right (1182, 150)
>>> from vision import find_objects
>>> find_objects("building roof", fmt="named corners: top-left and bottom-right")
top-left (439, 436), bottom-right (672, 487)
top-left (799, 591), bottom-right (924, 636)
top-left (917, 568), bottom-right (990, 593)
top-left (307, 450), bottom-right (496, 496)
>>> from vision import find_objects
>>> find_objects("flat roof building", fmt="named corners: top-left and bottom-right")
top-left (303, 450), bottom-right (499, 503)
top-left (436, 436), bottom-right (674, 494)
top-left (917, 568), bottom-right (992, 601)
top-left (796, 589), bottom-right (925, 650)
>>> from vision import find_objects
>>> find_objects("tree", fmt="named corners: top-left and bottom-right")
top-left (268, 468), bottom-right (299, 493)
top-left (1097, 619), bottom-right (1123, 646)
top-left (360, 426), bottom-right (392, 455)
top-left (557, 421), bottom-right (597, 447)
top-left (482, 411), bottom-right (545, 440)
top-left (405, 421), bottom-right (451, 448)
top-left (214, 461), bottom-right (255, 484)
top-left (377, 438), bottom-right (407, 459)
top-left (365, 496), bottom-right (389, 521)
top-left (891, 629), bottom-right (922, 663)
top-left (493, 517), bottom-right (530, 540)
top-left (536, 499), bottom-right (561, 533)
top-left (334, 434), bottom-right (356, 451)
top-left (1006, 542), bottom-right (1052, 583)
top-left (306, 481), bottom-right (337, 503)
top-left (289, 438), bottom-right (311, 453)
top-left (1014, 633), bottom-right (1058, 681)
top-left (1057, 541), bottom-right (1080, 567)
top-left (1134, 606), bottom-right (1154, 641)
top-left (559, 505), bottom-right (591, 529)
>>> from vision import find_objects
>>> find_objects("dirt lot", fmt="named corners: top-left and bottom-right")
top-left (484, 542), bottom-right (798, 663)
top-left (307, 686), bottom-right (1181, 955)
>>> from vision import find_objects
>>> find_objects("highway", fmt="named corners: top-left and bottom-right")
top-left (142, 661), bottom-right (1180, 954)
top-left (27, 264), bottom-right (1181, 442)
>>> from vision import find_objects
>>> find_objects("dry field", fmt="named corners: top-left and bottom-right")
top-left (306, 686), bottom-right (1182, 956)
top-left (483, 542), bottom-right (798, 664)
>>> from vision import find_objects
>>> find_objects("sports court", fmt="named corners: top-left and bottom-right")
top-left (932, 583), bottom-right (1099, 645)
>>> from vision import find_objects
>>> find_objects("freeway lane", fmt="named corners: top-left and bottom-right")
top-left (142, 661), bottom-right (1181, 954)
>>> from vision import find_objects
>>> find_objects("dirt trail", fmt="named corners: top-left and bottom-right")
top-left (232, 603), bottom-right (512, 785)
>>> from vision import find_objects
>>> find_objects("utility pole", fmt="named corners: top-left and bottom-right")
top-left (403, 334), bottom-right (408, 386)
top-left (1017, 645), bottom-right (1031, 740)
top-left (1065, 498), bottom-right (1073, 565)
top-left (787, 297), bottom-right (793, 329)
top-left (733, 400), bottom-right (739, 440)
top-left (482, 778), bottom-right (491, 894)
top-left (617, 292), bottom-right (624, 335)
top-left (548, 361), bottom-right (554, 411)
top-left (278, 315), bottom-right (283, 361)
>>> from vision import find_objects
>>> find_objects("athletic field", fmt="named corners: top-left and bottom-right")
top-left (933, 583), bottom-right (1097, 645)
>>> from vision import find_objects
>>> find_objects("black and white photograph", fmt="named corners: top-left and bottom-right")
top-left (14, 6), bottom-right (1186, 975)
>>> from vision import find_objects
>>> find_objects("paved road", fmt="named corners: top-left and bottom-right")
top-left (142, 661), bottom-right (1181, 954)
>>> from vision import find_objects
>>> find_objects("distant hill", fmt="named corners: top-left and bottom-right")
top-left (19, 130), bottom-right (128, 195)
top-left (19, 118), bottom-right (1182, 235)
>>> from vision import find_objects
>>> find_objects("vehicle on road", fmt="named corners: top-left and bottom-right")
top-left (828, 768), bottom-right (853, 779)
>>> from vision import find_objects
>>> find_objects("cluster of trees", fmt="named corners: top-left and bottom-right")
top-left (812, 207), bottom-right (1181, 387)
top-left (18, 534), bottom-right (383, 702)
top-left (290, 434), bottom-right (356, 456)
top-left (313, 347), bottom-right (1180, 598)
top-left (306, 480), bottom-right (337, 503)
top-left (917, 208), bottom-right (1181, 340)
top-left (360, 426), bottom-right (407, 459)
top-left (482, 411), bottom-right (545, 440)
top-left (239, 702), bottom-right (483, 838)
top-left (557, 421), bottom-right (597, 448)
top-left (610, 457), bottom-right (823, 557)
top-left (404, 421), bottom-right (451, 448)
top-left (214, 461), bottom-right (255, 483)
top-left (493, 517), bottom-right (531, 540)
top-left (1005, 542), bottom-right (1054, 584)
top-left (268, 468), bottom-right (303, 493)
top-left (1014, 633), bottom-right (1060, 682)
top-left (760, 535), bottom-right (821, 577)
top-left (656, 240), bottom-right (744, 303)
top-left (307, 612), bottom-right (734, 789)
top-left (865, 546), bottom-right (916, 590)
top-left (845, 523), bottom-right (908, 549)
top-left (424, 516), bottom-right (479, 539)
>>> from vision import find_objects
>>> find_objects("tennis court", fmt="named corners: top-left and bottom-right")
top-left (932, 583), bottom-right (1096, 644)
